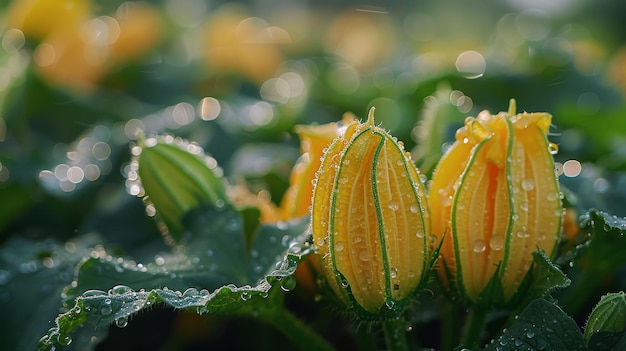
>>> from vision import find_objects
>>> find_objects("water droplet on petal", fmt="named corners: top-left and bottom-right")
top-left (548, 143), bottom-right (559, 155)
top-left (473, 239), bottom-right (486, 253)
top-left (390, 267), bottom-right (398, 278)
top-left (415, 229), bottom-right (425, 238)
top-left (521, 178), bottom-right (535, 191)
top-left (489, 235), bottom-right (504, 251)
top-left (335, 241), bottom-right (345, 252)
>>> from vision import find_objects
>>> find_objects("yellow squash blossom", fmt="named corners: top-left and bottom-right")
top-left (279, 113), bottom-right (355, 220)
top-left (200, 7), bottom-right (286, 84)
top-left (9, 1), bottom-right (162, 92)
top-left (279, 113), bottom-right (355, 292)
top-left (429, 100), bottom-right (563, 306)
top-left (311, 108), bottom-right (431, 317)
top-left (6, 0), bottom-right (91, 41)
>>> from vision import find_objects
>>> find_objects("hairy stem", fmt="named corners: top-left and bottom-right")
top-left (383, 318), bottom-right (409, 351)
top-left (255, 306), bottom-right (336, 351)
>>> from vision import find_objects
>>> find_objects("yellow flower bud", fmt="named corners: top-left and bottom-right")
top-left (430, 100), bottom-right (563, 306)
top-left (311, 108), bottom-right (431, 317)
top-left (279, 113), bottom-right (355, 220)
top-left (280, 114), bottom-right (356, 294)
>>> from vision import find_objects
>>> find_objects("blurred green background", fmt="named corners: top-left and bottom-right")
top-left (1, 0), bottom-right (626, 349)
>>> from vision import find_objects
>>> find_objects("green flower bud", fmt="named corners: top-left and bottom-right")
top-left (584, 292), bottom-right (626, 346)
top-left (131, 135), bottom-right (228, 243)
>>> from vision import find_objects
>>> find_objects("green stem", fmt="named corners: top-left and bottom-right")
top-left (383, 318), bottom-right (409, 351)
top-left (441, 304), bottom-right (461, 351)
top-left (461, 306), bottom-right (487, 348)
top-left (255, 306), bottom-right (336, 351)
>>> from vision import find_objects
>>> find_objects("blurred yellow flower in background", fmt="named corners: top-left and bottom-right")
top-left (199, 7), bottom-right (288, 84)
top-left (6, 0), bottom-right (91, 41)
top-left (279, 113), bottom-right (355, 220)
top-left (6, 1), bottom-right (162, 92)
top-left (325, 9), bottom-right (396, 72)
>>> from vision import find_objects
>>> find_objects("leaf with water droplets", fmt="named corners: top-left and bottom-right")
top-left (577, 210), bottom-right (626, 273)
top-left (483, 299), bottom-right (584, 351)
top-left (38, 205), bottom-right (313, 350)
top-left (0, 235), bottom-right (107, 351)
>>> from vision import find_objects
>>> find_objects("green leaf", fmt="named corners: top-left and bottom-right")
top-left (0, 235), bottom-right (106, 351)
top-left (584, 292), bottom-right (626, 347)
top-left (527, 250), bottom-right (571, 299)
top-left (564, 210), bottom-right (626, 313)
top-left (38, 205), bottom-right (313, 350)
top-left (579, 211), bottom-right (626, 274)
top-left (483, 299), bottom-right (585, 351)
top-left (586, 331), bottom-right (626, 351)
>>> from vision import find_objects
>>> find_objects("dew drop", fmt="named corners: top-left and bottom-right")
top-left (359, 251), bottom-right (370, 261)
top-left (409, 203), bottom-right (420, 213)
top-left (315, 237), bottom-right (325, 247)
top-left (280, 275), bottom-right (297, 291)
top-left (390, 267), bottom-right (398, 279)
top-left (536, 338), bottom-right (547, 350)
top-left (473, 239), bottom-right (486, 253)
top-left (385, 299), bottom-right (395, 309)
top-left (521, 178), bottom-right (535, 191)
top-left (57, 334), bottom-right (72, 346)
top-left (100, 302), bottom-right (112, 316)
top-left (489, 235), bottom-right (504, 251)
top-left (520, 202), bottom-right (529, 211)
top-left (548, 143), bottom-right (559, 155)
top-left (389, 201), bottom-right (399, 211)
top-left (111, 285), bottom-right (133, 295)
top-left (441, 195), bottom-right (452, 207)
top-left (115, 317), bottom-right (128, 328)
top-left (516, 230), bottom-right (530, 238)
top-left (526, 330), bottom-right (535, 338)
top-left (335, 241), bottom-right (345, 252)
top-left (415, 229), bottom-right (425, 238)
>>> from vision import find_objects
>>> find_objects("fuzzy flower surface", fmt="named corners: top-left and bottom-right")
top-left (429, 100), bottom-right (563, 306)
top-left (311, 108), bottom-right (431, 317)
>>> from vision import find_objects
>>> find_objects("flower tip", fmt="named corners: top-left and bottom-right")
top-left (366, 106), bottom-right (376, 126)
top-left (508, 98), bottom-right (517, 116)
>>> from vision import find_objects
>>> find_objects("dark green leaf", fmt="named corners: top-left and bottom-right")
top-left (38, 206), bottom-right (313, 350)
top-left (527, 250), bottom-right (571, 299)
top-left (484, 299), bottom-right (584, 351)
top-left (584, 292), bottom-right (626, 347)
top-left (586, 331), bottom-right (626, 351)
top-left (563, 210), bottom-right (626, 313)
top-left (0, 235), bottom-right (106, 351)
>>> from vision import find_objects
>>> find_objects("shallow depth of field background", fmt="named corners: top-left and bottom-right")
top-left (1, 0), bottom-right (626, 350)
